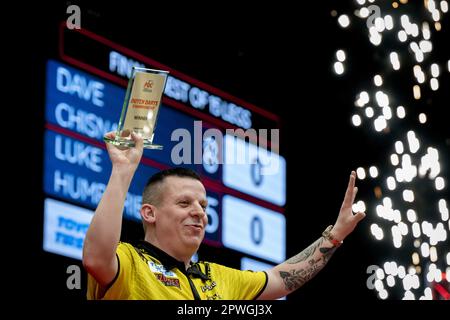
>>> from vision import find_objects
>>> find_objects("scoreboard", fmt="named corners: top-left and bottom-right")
top-left (43, 24), bottom-right (287, 270)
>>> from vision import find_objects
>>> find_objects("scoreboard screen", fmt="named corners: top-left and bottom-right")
top-left (43, 24), bottom-right (286, 270)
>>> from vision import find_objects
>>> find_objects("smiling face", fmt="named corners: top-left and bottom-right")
top-left (146, 176), bottom-right (208, 260)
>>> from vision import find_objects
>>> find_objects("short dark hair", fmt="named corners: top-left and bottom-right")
top-left (142, 167), bottom-right (201, 206)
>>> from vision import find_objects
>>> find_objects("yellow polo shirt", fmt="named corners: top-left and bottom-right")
top-left (87, 241), bottom-right (268, 300)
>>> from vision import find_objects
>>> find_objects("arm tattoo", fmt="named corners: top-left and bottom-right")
top-left (280, 237), bottom-right (336, 291)
top-left (285, 237), bottom-right (324, 264)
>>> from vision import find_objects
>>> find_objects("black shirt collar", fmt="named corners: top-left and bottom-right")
top-left (134, 240), bottom-right (209, 280)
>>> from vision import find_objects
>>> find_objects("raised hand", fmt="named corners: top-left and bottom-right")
top-left (332, 171), bottom-right (366, 241)
top-left (104, 131), bottom-right (144, 172)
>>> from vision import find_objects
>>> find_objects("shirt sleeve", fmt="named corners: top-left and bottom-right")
top-left (86, 242), bottom-right (135, 300)
top-left (211, 263), bottom-right (268, 300)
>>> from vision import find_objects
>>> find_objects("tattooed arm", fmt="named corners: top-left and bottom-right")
top-left (257, 235), bottom-right (338, 299)
top-left (258, 171), bottom-right (366, 300)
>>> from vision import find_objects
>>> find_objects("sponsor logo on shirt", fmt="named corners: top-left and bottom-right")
top-left (155, 273), bottom-right (181, 288)
top-left (201, 281), bottom-right (217, 292)
top-left (148, 261), bottom-right (177, 277)
top-left (148, 261), bottom-right (180, 288)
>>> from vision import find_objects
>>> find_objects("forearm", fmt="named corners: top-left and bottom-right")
top-left (83, 167), bottom-right (135, 265)
top-left (263, 237), bottom-right (337, 299)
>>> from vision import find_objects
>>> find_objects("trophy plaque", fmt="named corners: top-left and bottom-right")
top-left (104, 67), bottom-right (169, 149)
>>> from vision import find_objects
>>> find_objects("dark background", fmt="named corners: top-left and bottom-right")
top-left (8, 0), bottom-right (448, 305)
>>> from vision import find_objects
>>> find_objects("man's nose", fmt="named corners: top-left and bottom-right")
top-left (190, 203), bottom-right (206, 218)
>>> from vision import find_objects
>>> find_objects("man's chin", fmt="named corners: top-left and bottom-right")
top-left (183, 236), bottom-right (204, 249)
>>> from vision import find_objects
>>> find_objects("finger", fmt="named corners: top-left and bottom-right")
top-left (131, 131), bottom-right (143, 150)
top-left (354, 211), bottom-right (366, 223)
top-left (121, 129), bottom-right (131, 137)
top-left (350, 187), bottom-right (358, 205)
top-left (104, 131), bottom-right (116, 139)
top-left (342, 171), bottom-right (356, 207)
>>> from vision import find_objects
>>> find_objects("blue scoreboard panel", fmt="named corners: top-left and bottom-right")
top-left (43, 25), bottom-right (287, 270)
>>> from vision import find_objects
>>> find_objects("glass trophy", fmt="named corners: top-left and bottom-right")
top-left (104, 67), bottom-right (169, 149)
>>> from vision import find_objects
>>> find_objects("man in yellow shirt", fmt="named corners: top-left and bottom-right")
top-left (83, 132), bottom-right (365, 300)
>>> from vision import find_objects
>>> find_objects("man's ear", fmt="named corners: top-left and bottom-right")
top-left (141, 204), bottom-right (156, 224)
